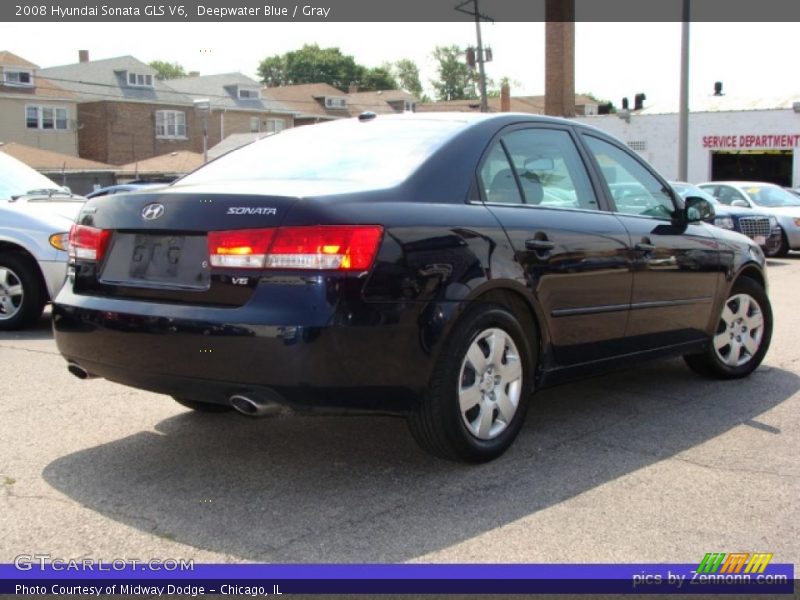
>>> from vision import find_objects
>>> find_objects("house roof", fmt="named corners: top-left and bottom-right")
top-left (417, 94), bottom-right (599, 115)
top-left (262, 83), bottom-right (351, 120)
top-left (207, 132), bottom-right (273, 160)
top-left (0, 51), bottom-right (38, 69)
top-left (346, 89), bottom-right (417, 115)
top-left (39, 55), bottom-right (193, 106)
top-left (168, 72), bottom-right (296, 114)
top-left (118, 150), bottom-right (204, 174)
top-left (0, 142), bottom-right (114, 171)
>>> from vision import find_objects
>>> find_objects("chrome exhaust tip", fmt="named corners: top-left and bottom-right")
top-left (67, 362), bottom-right (97, 380)
top-left (229, 393), bottom-right (283, 418)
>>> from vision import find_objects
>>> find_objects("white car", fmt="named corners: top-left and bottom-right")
top-left (0, 152), bottom-right (85, 329)
top-left (697, 181), bottom-right (800, 256)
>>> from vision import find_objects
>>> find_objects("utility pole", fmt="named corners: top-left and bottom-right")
top-left (455, 0), bottom-right (493, 112)
top-left (678, 0), bottom-right (691, 181)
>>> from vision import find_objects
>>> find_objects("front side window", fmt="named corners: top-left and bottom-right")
top-left (155, 110), bottom-right (186, 139)
top-left (25, 105), bottom-right (69, 130)
top-left (502, 128), bottom-right (598, 210)
top-left (585, 136), bottom-right (675, 219)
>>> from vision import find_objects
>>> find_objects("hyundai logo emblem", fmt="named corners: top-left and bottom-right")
top-left (141, 203), bottom-right (165, 220)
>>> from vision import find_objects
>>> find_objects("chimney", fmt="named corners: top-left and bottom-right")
top-left (634, 92), bottom-right (646, 111)
top-left (622, 97), bottom-right (629, 110)
top-left (348, 81), bottom-right (358, 94)
top-left (189, 71), bottom-right (200, 77)
top-left (78, 50), bottom-right (89, 63)
top-left (500, 82), bottom-right (511, 112)
top-left (714, 81), bottom-right (723, 96)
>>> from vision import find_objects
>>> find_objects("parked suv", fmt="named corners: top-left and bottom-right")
top-left (671, 182), bottom-right (781, 256)
top-left (54, 114), bottom-right (773, 462)
top-left (0, 152), bottom-right (85, 329)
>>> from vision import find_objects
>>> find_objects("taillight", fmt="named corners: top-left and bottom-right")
top-left (207, 225), bottom-right (383, 271)
top-left (267, 226), bottom-right (384, 270)
top-left (208, 228), bottom-right (276, 269)
top-left (68, 224), bottom-right (111, 261)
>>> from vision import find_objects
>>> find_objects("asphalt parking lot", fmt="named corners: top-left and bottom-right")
top-left (1, 258), bottom-right (798, 568)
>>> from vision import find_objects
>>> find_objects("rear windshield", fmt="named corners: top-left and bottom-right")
top-left (0, 152), bottom-right (64, 199)
top-left (178, 118), bottom-right (464, 187)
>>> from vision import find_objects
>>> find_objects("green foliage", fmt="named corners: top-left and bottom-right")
top-left (148, 60), bottom-right (186, 81)
top-left (257, 44), bottom-right (398, 93)
top-left (430, 45), bottom-right (478, 102)
top-left (392, 58), bottom-right (424, 98)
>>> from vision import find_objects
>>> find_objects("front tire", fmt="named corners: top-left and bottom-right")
top-left (684, 277), bottom-right (772, 379)
top-left (0, 253), bottom-right (47, 331)
top-left (772, 229), bottom-right (790, 257)
top-left (409, 304), bottom-right (536, 462)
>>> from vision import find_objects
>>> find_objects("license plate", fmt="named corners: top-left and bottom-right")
top-left (753, 235), bottom-right (766, 246)
top-left (100, 233), bottom-right (211, 290)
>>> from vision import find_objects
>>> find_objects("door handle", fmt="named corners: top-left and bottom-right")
top-left (635, 239), bottom-right (656, 252)
top-left (525, 239), bottom-right (555, 251)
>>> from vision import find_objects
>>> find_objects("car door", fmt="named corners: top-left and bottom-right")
top-left (478, 126), bottom-right (633, 366)
top-left (581, 134), bottom-right (721, 350)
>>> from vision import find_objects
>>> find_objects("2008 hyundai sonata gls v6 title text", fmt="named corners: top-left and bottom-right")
top-left (54, 113), bottom-right (773, 462)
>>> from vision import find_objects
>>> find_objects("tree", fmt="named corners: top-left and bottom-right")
top-left (430, 45), bottom-right (478, 102)
top-left (148, 60), bottom-right (186, 81)
top-left (392, 59), bottom-right (424, 98)
top-left (360, 66), bottom-right (398, 92)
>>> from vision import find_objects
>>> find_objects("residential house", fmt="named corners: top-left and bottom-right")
top-left (416, 94), bottom-right (603, 115)
top-left (0, 51), bottom-right (79, 155)
top-left (39, 52), bottom-right (202, 165)
top-left (117, 150), bottom-right (204, 183)
top-left (0, 141), bottom-right (116, 194)
top-left (166, 72), bottom-right (296, 148)
top-left (346, 89), bottom-right (418, 115)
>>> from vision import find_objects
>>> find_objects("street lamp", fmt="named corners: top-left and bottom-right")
top-left (193, 98), bottom-right (211, 163)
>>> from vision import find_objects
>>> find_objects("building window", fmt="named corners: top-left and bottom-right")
top-left (404, 101), bottom-right (416, 112)
top-left (155, 110), bottom-right (186, 139)
top-left (25, 105), bottom-right (69, 130)
top-left (4, 69), bottom-right (33, 86)
top-left (265, 119), bottom-right (285, 134)
top-left (238, 88), bottom-right (261, 99)
top-left (128, 72), bottom-right (154, 87)
top-left (324, 97), bottom-right (347, 109)
top-left (250, 117), bottom-right (260, 133)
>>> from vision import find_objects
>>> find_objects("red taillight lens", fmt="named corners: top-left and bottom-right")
top-left (206, 225), bottom-right (383, 271)
top-left (267, 225), bottom-right (384, 271)
top-left (208, 228), bottom-right (276, 269)
top-left (68, 224), bottom-right (111, 261)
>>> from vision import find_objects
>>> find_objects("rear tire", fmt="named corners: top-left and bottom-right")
top-left (684, 277), bottom-right (772, 379)
top-left (0, 253), bottom-right (47, 331)
top-left (172, 396), bottom-right (232, 413)
top-left (409, 304), bottom-right (536, 462)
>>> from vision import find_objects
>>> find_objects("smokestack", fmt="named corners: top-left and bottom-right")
top-left (78, 50), bottom-right (89, 63)
top-left (500, 82), bottom-right (511, 112)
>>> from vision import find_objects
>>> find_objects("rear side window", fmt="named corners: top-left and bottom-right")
top-left (585, 136), bottom-right (675, 220)
top-left (502, 129), bottom-right (598, 210)
top-left (479, 143), bottom-right (522, 205)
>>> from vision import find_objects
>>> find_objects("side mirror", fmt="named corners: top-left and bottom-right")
top-left (685, 195), bottom-right (715, 223)
top-left (731, 199), bottom-right (749, 208)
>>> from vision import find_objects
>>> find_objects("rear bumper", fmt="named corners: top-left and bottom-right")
top-left (53, 284), bottom-right (450, 413)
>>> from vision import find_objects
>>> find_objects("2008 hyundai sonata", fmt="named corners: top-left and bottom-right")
top-left (54, 113), bottom-right (773, 462)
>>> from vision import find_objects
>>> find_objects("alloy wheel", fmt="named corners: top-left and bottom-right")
top-left (0, 267), bottom-right (24, 321)
top-left (458, 327), bottom-right (523, 440)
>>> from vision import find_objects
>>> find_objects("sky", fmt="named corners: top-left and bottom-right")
top-left (0, 21), bottom-right (797, 106)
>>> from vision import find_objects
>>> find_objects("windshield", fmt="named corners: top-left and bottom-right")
top-left (743, 184), bottom-right (800, 207)
top-left (0, 152), bottom-right (65, 199)
top-left (178, 118), bottom-right (465, 188)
